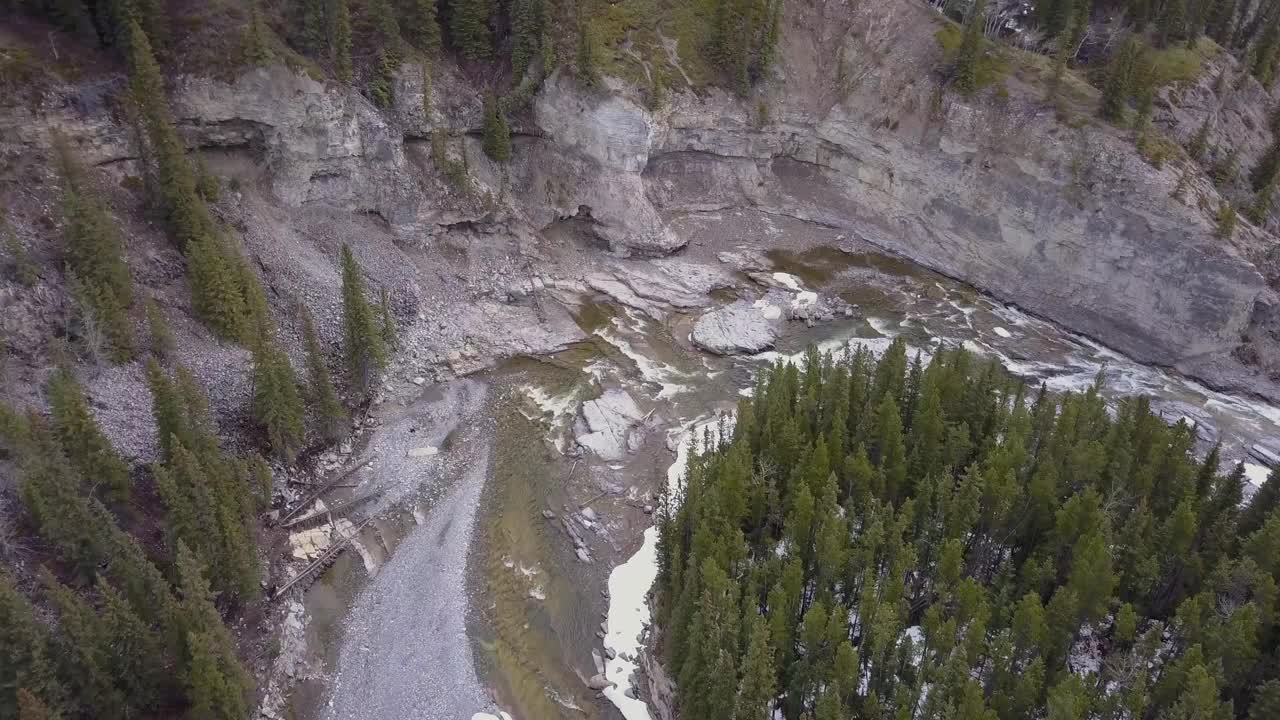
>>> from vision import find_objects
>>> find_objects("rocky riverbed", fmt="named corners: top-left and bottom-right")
top-left (264, 237), bottom-right (1280, 720)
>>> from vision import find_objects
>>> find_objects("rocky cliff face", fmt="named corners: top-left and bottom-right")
top-left (5, 0), bottom-right (1276, 403)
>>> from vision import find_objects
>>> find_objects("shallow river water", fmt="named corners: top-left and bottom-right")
top-left (299, 244), bottom-right (1280, 720)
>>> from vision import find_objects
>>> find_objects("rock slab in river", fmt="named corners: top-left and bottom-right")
top-left (576, 390), bottom-right (645, 460)
top-left (691, 300), bottom-right (781, 355)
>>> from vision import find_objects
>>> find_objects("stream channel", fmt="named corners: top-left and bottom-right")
top-left (286, 245), bottom-right (1280, 720)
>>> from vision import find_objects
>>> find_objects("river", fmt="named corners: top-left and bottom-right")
top-left (287, 243), bottom-right (1280, 720)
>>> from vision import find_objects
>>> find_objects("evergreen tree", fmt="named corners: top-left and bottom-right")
top-left (1212, 147), bottom-right (1239, 187)
top-left (449, 0), bottom-right (494, 60)
top-left (576, 18), bottom-right (598, 88)
top-left (145, 295), bottom-right (176, 360)
top-left (126, 20), bottom-right (250, 340)
top-left (173, 543), bottom-right (252, 720)
top-left (298, 0), bottom-right (329, 55)
top-left (332, 0), bottom-right (354, 83)
top-left (401, 0), bottom-right (442, 53)
top-left (54, 136), bottom-right (135, 363)
top-left (1240, 467), bottom-right (1279, 537)
top-left (379, 287), bottom-right (396, 349)
top-left (1188, 116), bottom-right (1211, 161)
top-left (40, 570), bottom-right (126, 716)
top-left (369, 48), bottom-right (398, 108)
top-left (46, 365), bottom-right (131, 504)
top-left (300, 307), bottom-right (348, 441)
top-left (510, 0), bottom-right (544, 77)
top-left (482, 93), bottom-right (512, 161)
top-left (734, 615), bottom-right (776, 720)
top-left (340, 244), bottom-right (386, 393)
top-left (1251, 136), bottom-right (1280, 192)
top-left (1215, 201), bottom-right (1238, 240)
top-left (1252, 680), bottom-right (1280, 720)
top-left (952, 0), bottom-right (987, 94)
top-left (0, 572), bottom-right (64, 720)
top-left (1248, 173), bottom-right (1277, 225)
top-left (251, 342), bottom-right (305, 462)
top-left (1100, 36), bottom-right (1141, 122)
top-left (242, 0), bottom-right (273, 65)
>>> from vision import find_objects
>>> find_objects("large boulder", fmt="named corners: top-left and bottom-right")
top-left (575, 390), bottom-right (645, 460)
top-left (691, 300), bottom-right (783, 355)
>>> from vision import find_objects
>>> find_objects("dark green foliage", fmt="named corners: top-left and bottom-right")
top-left (657, 339), bottom-right (1280, 720)
top-left (510, 0), bottom-right (544, 77)
top-left (1248, 173), bottom-right (1277, 225)
top-left (54, 137), bottom-right (135, 363)
top-left (126, 21), bottom-right (254, 341)
top-left (300, 307), bottom-right (348, 441)
top-left (47, 365), bottom-right (131, 504)
top-left (1188, 116), bottom-right (1211, 161)
top-left (173, 543), bottom-right (252, 720)
top-left (1251, 136), bottom-right (1280, 192)
top-left (952, 0), bottom-right (987, 95)
top-left (145, 296), bottom-right (177, 360)
top-left (709, 0), bottom-right (783, 93)
top-left (481, 93), bottom-right (512, 161)
top-left (251, 342), bottom-right (305, 462)
top-left (576, 18), bottom-right (598, 89)
top-left (340, 244), bottom-right (387, 393)
top-left (1241, 467), bottom-right (1279, 537)
top-left (369, 49), bottom-right (398, 108)
top-left (1215, 201), bottom-right (1238, 239)
top-left (147, 361), bottom-right (261, 600)
top-left (0, 572), bottom-right (64, 720)
top-left (1100, 35), bottom-right (1142, 123)
top-left (448, 0), bottom-right (494, 60)
top-left (401, 0), bottom-right (442, 53)
top-left (242, 0), bottom-right (273, 65)
top-left (333, 0), bottom-right (354, 82)
top-left (297, 0), bottom-right (329, 55)
top-left (1212, 147), bottom-right (1239, 188)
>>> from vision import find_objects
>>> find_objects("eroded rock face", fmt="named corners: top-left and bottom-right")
top-left (576, 390), bottom-right (645, 460)
top-left (14, 0), bottom-right (1268, 386)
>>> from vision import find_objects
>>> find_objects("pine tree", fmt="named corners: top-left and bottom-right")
top-left (1252, 680), bottom-right (1280, 720)
top-left (173, 543), bottom-right (252, 720)
top-left (40, 569), bottom-right (127, 716)
top-left (734, 615), bottom-right (776, 720)
top-left (481, 94), bottom-right (512, 162)
top-left (126, 21), bottom-right (250, 340)
top-left (1100, 36), bottom-right (1140, 122)
top-left (1240, 467), bottom-right (1279, 537)
top-left (379, 287), bottom-right (397, 349)
top-left (952, 0), bottom-right (987, 94)
top-left (510, 0), bottom-right (544, 77)
top-left (0, 572), bottom-right (64, 720)
top-left (298, 0), bottom-right (328, 55)
top-left (251, 342), bottom-right (305, 462)
top-left (449, 0), bottom-right (495, 60)
top-left (332, 0), bottom-right (354, 83)
top-left (1215, 201), bottom-right (1237, 240)
top-left (47, 365), bottom-right (131, 504)
top-left (1212, 147), bottom-right (1239, 187)
top-left (242, 0), bottom-right (273, 65)
top-left (1188, 116), bottom-right (1211, 161)
top-left (300, 308), bottom-right (348, 441)
top-left (369, 49), bottom-right (398, 108)
top-left (340, 244), bottom-right (386, 393)
top-left (1247, 173), bottom-right (1277, 225)
top-left (401, 0), bottom-right (442, 53)
top-left (145, 296), bottom-right (176, 360)
top-left (576, 18), bottom-right (598, 88)
top-left (54, 136), bottom-right (134, 319)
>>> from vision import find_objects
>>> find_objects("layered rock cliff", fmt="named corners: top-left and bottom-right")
top-left (4, 0), bottom-right (1279, 405)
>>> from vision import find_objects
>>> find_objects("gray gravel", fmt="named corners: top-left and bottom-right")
top-left (323, 379), bottom-right (498, 720)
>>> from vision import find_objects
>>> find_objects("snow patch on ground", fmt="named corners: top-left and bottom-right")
top-left (1244, 463), bottom-right (1271, 487)
top-left (601, 416), bottom-right (730, 720)
top-left (992, 326), bottom-right (1012, 338)
top-left (771, 272), bottom-right (804, 292)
